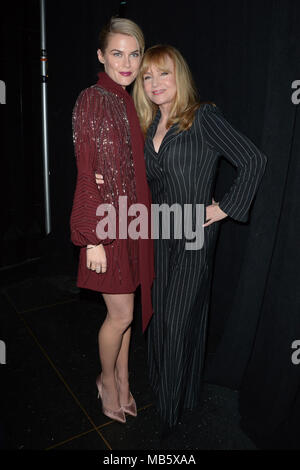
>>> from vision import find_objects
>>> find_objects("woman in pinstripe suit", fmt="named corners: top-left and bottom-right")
top-left (132, 44), bottom-right (267, 431)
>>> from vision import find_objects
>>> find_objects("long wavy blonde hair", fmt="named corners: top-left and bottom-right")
top-left (133, 45), bottom-right (201, 135)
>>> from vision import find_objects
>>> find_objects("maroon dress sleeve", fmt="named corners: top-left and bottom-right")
top-left (70, 87), bottom-right (114, 247)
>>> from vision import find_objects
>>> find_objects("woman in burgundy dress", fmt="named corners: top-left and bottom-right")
top-left (70, 18), bottom-right (154, 424)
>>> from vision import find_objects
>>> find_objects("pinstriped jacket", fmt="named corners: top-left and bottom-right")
top-left (145, 103), bottom-right (267, 224)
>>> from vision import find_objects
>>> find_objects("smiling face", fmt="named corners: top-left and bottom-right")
top-left (97, 33), bottom-right (142, 88)
top-left (142, 55), bottom-right (177, 109)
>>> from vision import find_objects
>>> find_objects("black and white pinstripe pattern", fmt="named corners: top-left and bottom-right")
top-left (144, 103), bottom-right (267, 427)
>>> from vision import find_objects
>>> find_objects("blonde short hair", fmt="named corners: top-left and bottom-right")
top-left (98, 17), bottom-right (145, 55)
top-left (133, 44), bottom-right (201, 135)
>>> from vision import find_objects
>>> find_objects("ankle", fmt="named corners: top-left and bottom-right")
top-left (101, 373), bottom-right (117, 388)
top-left (115, 371), bottom-right (129, 385)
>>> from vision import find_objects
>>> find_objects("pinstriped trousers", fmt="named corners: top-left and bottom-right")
top-left (146, 227), bottom-right (217, 428)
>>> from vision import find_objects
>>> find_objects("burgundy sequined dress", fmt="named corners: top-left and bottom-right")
top-left (70, 73), bottom-right (154, 329)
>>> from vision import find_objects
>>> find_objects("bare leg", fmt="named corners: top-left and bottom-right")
top-left (98, 293), bottom-right (134, 411)
top-left (115, 327), bottom-right (131, 404)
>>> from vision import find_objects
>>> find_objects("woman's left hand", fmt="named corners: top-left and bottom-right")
top-left (203, 198), bottom-right (228, 227)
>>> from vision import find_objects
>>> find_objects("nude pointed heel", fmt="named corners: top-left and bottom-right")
top-left (96, 374), bottom-right (126, 424)
top-left (114, 372), bottom-right (137, 417)
top-left (121, 392), bottom-right (137, 417)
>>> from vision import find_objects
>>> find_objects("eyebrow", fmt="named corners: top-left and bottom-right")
top-left (110, 49), bottom-right (139, 53)
top-left (143, 68), bottom-right (169, 75)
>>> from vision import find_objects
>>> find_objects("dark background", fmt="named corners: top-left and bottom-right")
top-left (1, 0), bottom-right (300, 449)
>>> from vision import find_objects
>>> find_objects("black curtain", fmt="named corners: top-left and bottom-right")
top-left (2, 0), bottom-right (300, 449)
top-left (0, 1), bottom-right (42, 267)
top-left (204, 1), bottom-right (300, 449)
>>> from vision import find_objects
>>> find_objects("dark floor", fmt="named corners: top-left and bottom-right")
top-left (0, 253), bottom-right (256, 451)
